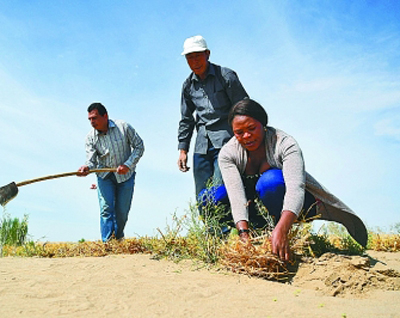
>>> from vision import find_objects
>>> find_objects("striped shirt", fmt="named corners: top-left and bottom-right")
top-left (85, 119), bottom-right (144, 183)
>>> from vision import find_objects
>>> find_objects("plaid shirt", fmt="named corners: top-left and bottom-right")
top-left (85, 119), bottom-right (144, 183)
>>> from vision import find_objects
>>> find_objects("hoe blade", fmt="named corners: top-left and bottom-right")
top-left (0, 182), bottom-right (19, 207)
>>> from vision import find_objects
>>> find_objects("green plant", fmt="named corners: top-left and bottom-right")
top-left (316, 222), bottom-right (365, 255)
top-left (149, 211), bottom-right (189, 260)
top-left (0, 213), bottom-right (29, 245)
top-left (0, 212), bottom-right (30, 257)
top-left (184, 199), bottom-right (229, 263)
top-left (305, 233), bottom-right (338, 257)
top-left (149, 179), bottom-right (233, 264)
top-left (252, 198), bottom-right (275, 234)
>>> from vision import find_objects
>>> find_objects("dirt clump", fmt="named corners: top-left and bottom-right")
top-left (292, 252), bottom-right (400, 297)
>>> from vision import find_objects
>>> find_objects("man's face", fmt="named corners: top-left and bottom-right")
top-left (185, 50), bottom-right (210, 80)
top-left (88, 109), bottom-right (108, 132)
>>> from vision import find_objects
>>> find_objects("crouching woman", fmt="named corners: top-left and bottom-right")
top-left (218, 98), bottom-right (368, 261)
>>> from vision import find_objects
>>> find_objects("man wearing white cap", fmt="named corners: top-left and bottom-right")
top-left (177, 35), bottom-right (248, 203)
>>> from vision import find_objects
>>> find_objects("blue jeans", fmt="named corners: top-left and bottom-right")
top-left (200, 168), bottom-right (316, 227)
top-left (193, 145), bottom-right (223, 197)
top-left (97, 172), bottom-right (135, 242)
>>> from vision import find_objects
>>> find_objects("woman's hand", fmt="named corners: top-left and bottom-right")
top-left (271, 211), bottom-right (297, 262)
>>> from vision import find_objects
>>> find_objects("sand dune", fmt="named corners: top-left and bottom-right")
top-left (1, 251), bottom-right (400, 317)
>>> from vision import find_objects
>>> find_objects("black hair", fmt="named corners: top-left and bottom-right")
top-left (87, 102), bottom-right (107, 116)
top-left (228, 98), bottom-right (268, 127)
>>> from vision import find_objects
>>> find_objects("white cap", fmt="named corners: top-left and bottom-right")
top-left (181, 35), bottom-right (208, 55)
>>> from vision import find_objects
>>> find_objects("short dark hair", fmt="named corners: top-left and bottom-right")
top-left (88, 103), bottom-right (107, 116)
top-left (228, 98), bottom-right (268, 127)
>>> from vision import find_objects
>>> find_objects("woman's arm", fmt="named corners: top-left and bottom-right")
top-left (267, 130), bottom-right (306, 261)
top-left (271, 132), bottom-right (306, 260)
top-left (218, 142), bottom-right (249, 224)
top-left (279, 133), bottom-right (307, 217)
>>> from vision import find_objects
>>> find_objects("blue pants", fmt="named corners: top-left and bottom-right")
top-left (199, 168), bottom-right (316, 227)
top-left (193, 145), bottom-right (223, 197)
top-left (97, 172), bottom-right (135, 242)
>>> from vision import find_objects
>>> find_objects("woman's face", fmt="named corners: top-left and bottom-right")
top-left (232, 115), bottom-right (265, 152)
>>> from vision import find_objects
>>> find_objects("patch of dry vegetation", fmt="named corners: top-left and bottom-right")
top-left (219, 236), bottom-right (287, 280)
top-left (367, 232), bottom-right (400, 252)
top-left (2, 238), bottom-right (149, 257)
top-left (2, 204), bottom-right (400, 291)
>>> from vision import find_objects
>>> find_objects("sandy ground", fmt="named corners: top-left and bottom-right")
top-left (1, 250), bottom-right (400, 318)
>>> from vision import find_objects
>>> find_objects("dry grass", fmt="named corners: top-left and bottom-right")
top-left (218, 223), bottom-right (321, 280)
top-left (367, 232), bottom-right (400, 252)
top-left (2, 238), bottom-right (149, 257)
top-left (2, 227), bottom-right (400, 282)
top-left (2, 202), bottom-right (400, 283)
top-left (219, 236), bottom-right (287, 280)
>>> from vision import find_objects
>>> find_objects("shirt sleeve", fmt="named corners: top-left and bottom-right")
top-left (218, 143), bottom-right (249, 224)
top-left (278, 135), bottom-right (306, 216)
top-left (123, 123), bottom-right (145, 170)
top-left (84, 132), bottom-right (98, 169)
top-left (223, 69), bottom-right (249, 106)
top-left (177, 80), bottom-right (196, 152)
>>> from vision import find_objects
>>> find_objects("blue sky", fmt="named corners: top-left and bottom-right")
top-left (1, 1), bottom-right (399, 242)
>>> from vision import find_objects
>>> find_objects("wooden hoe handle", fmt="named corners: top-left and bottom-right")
top-left (16, 168), bottom-right (117, 187)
